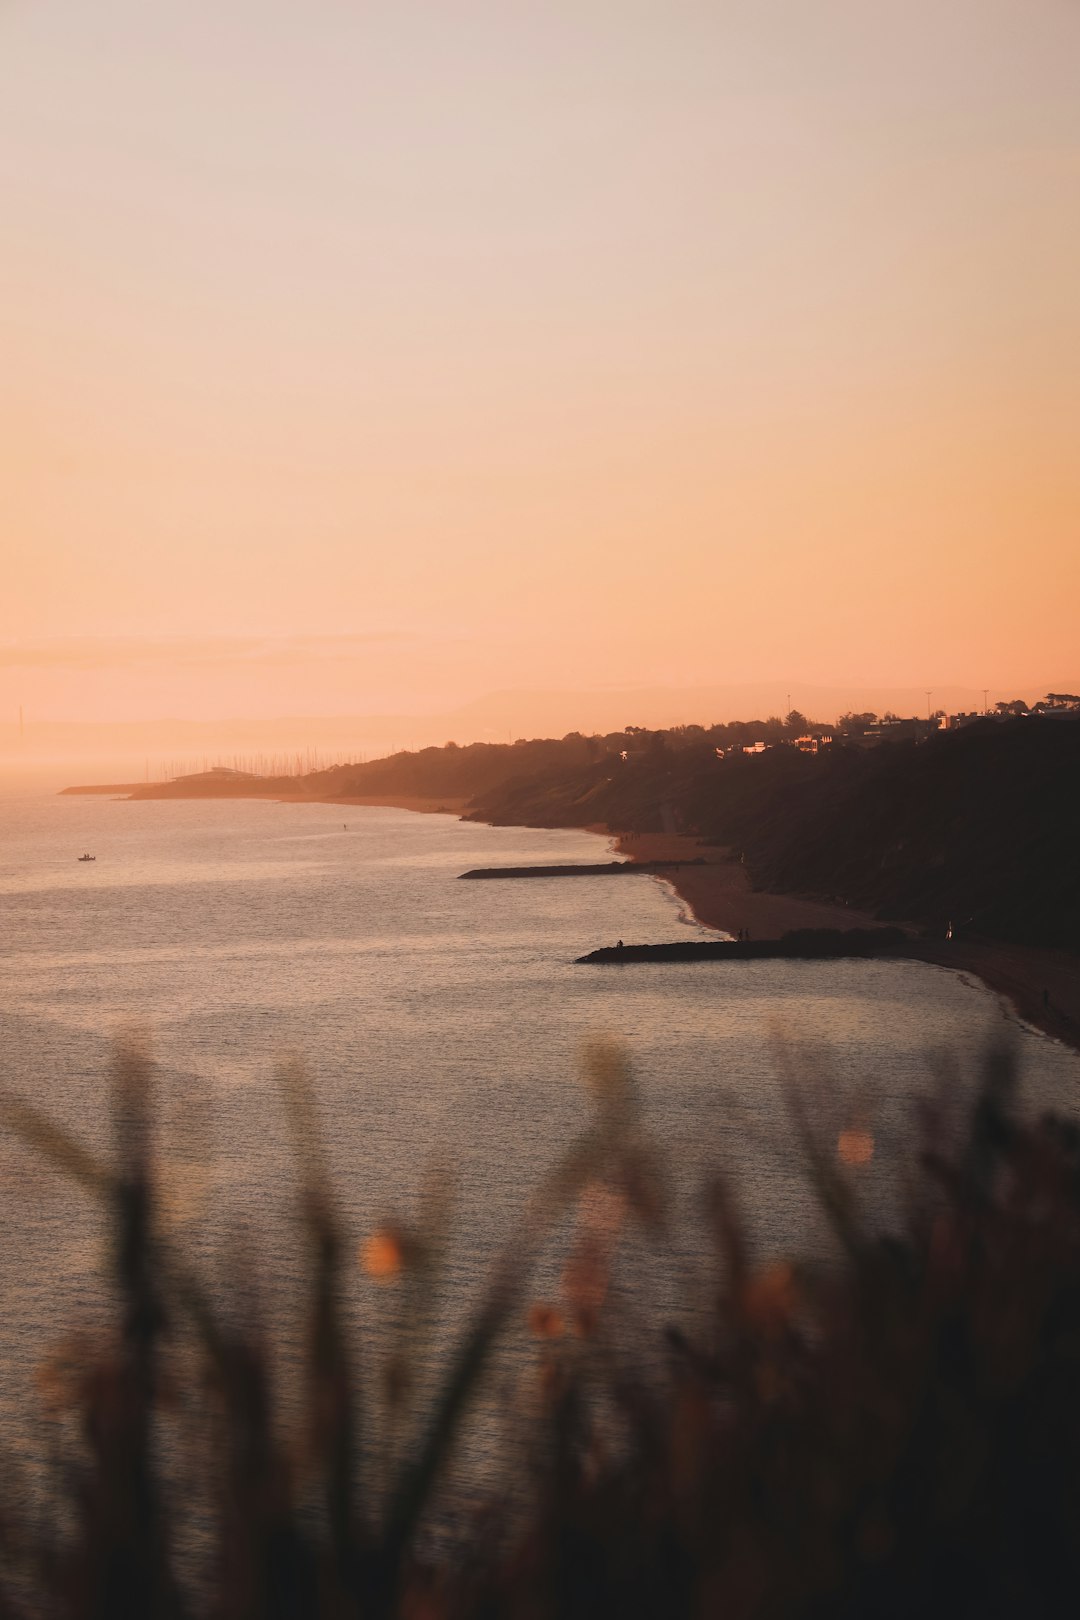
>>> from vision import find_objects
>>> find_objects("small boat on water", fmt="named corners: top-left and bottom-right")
top-left (77, 853), bottom-right (96, 862)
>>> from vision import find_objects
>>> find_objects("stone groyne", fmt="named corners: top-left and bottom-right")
top-left (459, 859), bottom-right (707, 880)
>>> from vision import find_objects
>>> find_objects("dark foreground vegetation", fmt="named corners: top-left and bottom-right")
top-left (2, 1039), bottom-right (1080, 1617)
top-left (130, 715), bottom-right (1080, 947)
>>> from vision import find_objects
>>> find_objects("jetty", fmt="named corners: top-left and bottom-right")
top-left (459, 859), bottom-right (706, 880)
top-left (577, 927), bottom-right (909, 964)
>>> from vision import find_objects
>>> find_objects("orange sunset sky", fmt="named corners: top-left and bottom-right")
top-left (3, 0), bottom-right (1078, 747)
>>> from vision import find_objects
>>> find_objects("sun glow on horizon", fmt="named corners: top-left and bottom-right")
top-left (3, 0), bottom-right (1078, 735)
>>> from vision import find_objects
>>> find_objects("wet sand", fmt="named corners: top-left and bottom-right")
top-left (916, 939), bottom-right (1080, 1055)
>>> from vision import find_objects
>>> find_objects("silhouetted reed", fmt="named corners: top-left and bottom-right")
top-left (1, 1035), bottom-right (1078, 1617)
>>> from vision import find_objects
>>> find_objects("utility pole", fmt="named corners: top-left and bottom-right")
top-left (982, 688), bottom-right (989, 714)
top-left (926, 690), bottom-right (932, 720)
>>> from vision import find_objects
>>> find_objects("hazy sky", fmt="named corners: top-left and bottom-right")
top-left (3, 0), bottom-right (1078, 726)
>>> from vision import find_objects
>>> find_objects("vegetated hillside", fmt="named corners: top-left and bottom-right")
top-left (327, 719), bottom-right (1079, 947)
top-left (687, 722), bottom-right (1080, 946)
top-left (126, 736), bottom-right (613, 803)
top-left (313, 732), bottom-right (606, 803)
top-left (320, 720), bottom-right (803, 821)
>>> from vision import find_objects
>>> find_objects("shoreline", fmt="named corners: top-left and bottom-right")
top-left (610, 831), bottom-right (1080, 1056)
top-left (302, 793), bottom-right (469, 815)
top-left (61, 783), bottom-right (1080, 1056)
top-left (611, 832), bottom-right (885, 938)
top-left (62, 783), bottom-right (469, 815)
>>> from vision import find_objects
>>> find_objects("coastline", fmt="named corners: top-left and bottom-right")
top-left (611, 831), bottom-right (1080, 1056)
top-left (61, 782), bottom-right (1080, 1056)
top-left (611, 832), bottom-right (884, 937)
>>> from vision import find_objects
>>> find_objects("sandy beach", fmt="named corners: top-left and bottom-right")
top-left (613, 832), bottom-right (884, 937)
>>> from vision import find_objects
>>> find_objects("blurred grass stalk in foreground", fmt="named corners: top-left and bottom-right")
top-left (1, 1034), bottom-right (1079, 1618)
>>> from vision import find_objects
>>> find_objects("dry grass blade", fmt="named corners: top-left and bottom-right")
top-left (3, 1031), bottom-right (1080, 1616)
top-left (0, 1090), bottom-right (113, 1197)
top-left (277, 1058), bottom-right (363, 1600)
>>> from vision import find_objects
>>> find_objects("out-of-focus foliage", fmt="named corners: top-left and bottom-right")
top-left (2, 1037), bottom-right (1079, 1617)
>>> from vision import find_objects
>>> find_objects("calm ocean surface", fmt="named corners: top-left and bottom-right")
top-left (1, 789), bottom-right (1078, 1487)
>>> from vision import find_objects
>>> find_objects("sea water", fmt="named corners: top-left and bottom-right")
top-left (1, 790), bottom-right (1077, 1493)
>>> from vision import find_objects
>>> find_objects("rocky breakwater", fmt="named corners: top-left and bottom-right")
top-left (577, 927), bottom-right (910, 964)
top-left (459, 859), bottom-right (707, 880)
